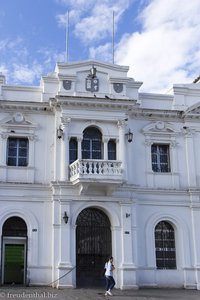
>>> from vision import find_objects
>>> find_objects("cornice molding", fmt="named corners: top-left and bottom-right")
top-left (139, 92), bottom-right (174, 102)
top-left (129, 108), bottom-right (182, 120)
top-left (2, 85), bottom-right (42, 93)
top-left (51, 95), bottom-right (138, 111)
top-left (173, 84), bottom-right (200, 97)
top-left (0, 182), bottom-right (51, 191)
top-left (0, 101), bottom-right (53, 112)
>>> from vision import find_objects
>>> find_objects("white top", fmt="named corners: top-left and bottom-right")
top-left (105, 261), bottom-right (113, 276)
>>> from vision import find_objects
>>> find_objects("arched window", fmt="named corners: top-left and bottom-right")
top-left (155, 221), bottom-right (176, 269)
top-left (108, 139), bottom-right (116, 160)
top-left (2, 216), bottom-right (27, 237)
top-left (82, 127), bottom-right (102, 159)
top-left (69, 138), bottom-right (78, 164)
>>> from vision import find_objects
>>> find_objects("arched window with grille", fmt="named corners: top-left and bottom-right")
top-left (82, 127), bottom-right (102, 159)
top-left (155, 221), bottom-right (176, 269)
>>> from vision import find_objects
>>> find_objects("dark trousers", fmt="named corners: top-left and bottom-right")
top-left (105, 276), bottom-right (115, 291)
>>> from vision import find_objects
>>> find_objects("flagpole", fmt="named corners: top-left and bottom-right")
top-left (66, 10), bottom-right (69, 62)
top-left (112, 11), bottom-right (115, 64)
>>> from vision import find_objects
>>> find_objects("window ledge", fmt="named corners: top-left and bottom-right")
top-left (0, 165), bottom-right (34, 170)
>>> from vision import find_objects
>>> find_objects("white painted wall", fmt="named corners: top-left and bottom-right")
top-left (0, 60), bottom-right (200, 289)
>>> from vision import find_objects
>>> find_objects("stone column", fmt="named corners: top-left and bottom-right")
top-left (52, 195), bottom-right (61, 287)
top-left (77, 137), bottom-right (82, 160)
top-left (184, 128), bottom-right (197, 188)
top-left (170, 140), bottom-right (179, 188)
top-left (60, 118), bottom-right (71, 181)
top-left (28, 136), bottom-right (35, 167)
top-left (144, 139), bottom-right (153, 187)
top-left (117, 120), bottom-right (127, 180)
top-left (0, 133), bottom-right (9, 181)
top-left (57, 202), bottom-right (74, 288)
top-left (119, 203), bottom-right (137, 289)
top-left (103, 138), bottom-right (108, 160)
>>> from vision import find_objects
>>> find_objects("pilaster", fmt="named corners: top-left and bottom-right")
top-left (184, 129), bottom-right (197, 188)
top-left (117, 120), bottom-right (127, 180)
top-left (60, 118), bottom-right (71, 181)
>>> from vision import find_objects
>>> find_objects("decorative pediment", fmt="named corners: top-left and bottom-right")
top-left (142, 121), bottom-right (176, 135)
top-left (0, 112), bottom-right (37, 130)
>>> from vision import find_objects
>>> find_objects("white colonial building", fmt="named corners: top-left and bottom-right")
top-left (0, 60), bottom-right (200, 289)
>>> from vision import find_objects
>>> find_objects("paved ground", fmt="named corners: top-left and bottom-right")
top-left (0, 287), bottom-right (200, 300)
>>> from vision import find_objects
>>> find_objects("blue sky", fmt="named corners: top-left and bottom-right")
top-left (0, 0), bottom-right (200, 92)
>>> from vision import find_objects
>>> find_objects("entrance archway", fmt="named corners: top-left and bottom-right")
top-left (76, 207), bottom-right (111, 287)
top-left (1, 216), bottom-right (27, 285)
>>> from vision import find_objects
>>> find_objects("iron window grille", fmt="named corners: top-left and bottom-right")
top-left (155, 221), bottom-right (176, 269)
top-left (151, 144), bottom-right (171, 172)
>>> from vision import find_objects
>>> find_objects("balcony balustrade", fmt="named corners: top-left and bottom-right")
top-left (69, 159), bottom-right (123, 186)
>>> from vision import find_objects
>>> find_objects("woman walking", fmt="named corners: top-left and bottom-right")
top-left (104, 256), bottom-right (115, 296)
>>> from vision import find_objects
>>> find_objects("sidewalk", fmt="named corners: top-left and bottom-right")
top-left (0, 286), bottom-right (200, 300)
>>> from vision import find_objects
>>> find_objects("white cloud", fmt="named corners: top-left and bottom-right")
top-left (0, 36), bottom-right (66, 85)
top-left (37, 48), bottom-right (66, 66)
top-left (56, 0), bottom-right (131, 44)
top-left (89, 43), bottom-right (112, 62)
top-left (56, 10), bottom-right (81, 27)
top-left (56, 0), bottom-right (94, 8)
top-left (140, 0), bottom-right (200, 30)
top-left (75, 9), bottom-right (113, 43)
top-left (0, 37), bottom-right (44, 85)
top-left (115, 0), bottom-right (200, 92)
top-left (0, 64), bottom-right (8, 77)
top-left (12, 63), bottom-right (43, 85)
top-left (0, 37), bottom-right (23, 52)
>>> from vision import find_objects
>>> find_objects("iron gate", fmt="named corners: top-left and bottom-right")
top-left (76, 208), bottom-right (111, 287)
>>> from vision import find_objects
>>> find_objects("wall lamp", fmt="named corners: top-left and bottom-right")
top-left (63, 211), bottom-right (69, 224)
top-left (125, 129), bottom-right (133, 143)
top-left (126, 213), bottom-right (131, 218)
top-left (57, 125), bottom-right (64, 139)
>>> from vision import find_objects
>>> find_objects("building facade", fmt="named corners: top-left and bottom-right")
top-left (0, 60), bottom-right (200, 289)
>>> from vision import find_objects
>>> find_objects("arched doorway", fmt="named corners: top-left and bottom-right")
top-left (1, 216), bottom-right (27, 285)
top-left (76, 208), bottom-right (111, 287)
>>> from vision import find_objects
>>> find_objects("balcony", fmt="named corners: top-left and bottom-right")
top-left (69, 159), bottom-right (123, 194)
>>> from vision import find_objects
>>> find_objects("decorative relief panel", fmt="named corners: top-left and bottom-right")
top-left (13, 112), bottom-right (24, 123)
top-left (85, 77), bottom-right (99, 92)
top-left (113, 83), bottom-right (123, 93)
top-left (63, 80), bottom-right (72, 90)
